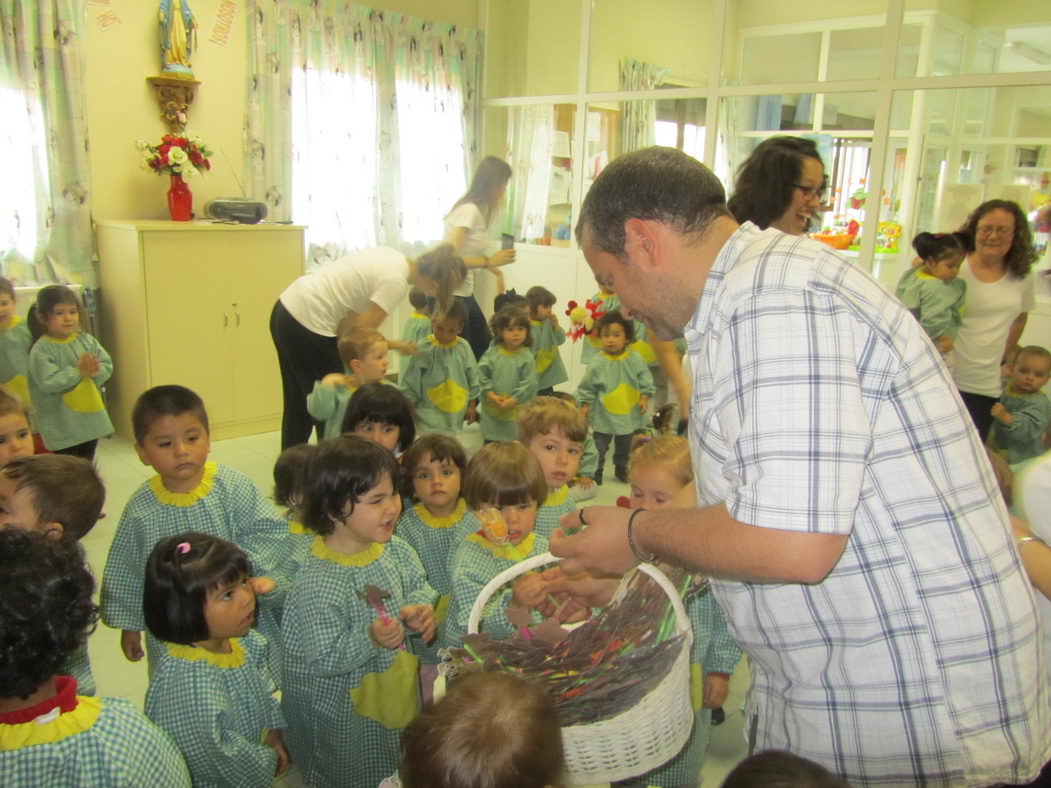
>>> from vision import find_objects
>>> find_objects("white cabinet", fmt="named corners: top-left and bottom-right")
top-left (96, 220), bottom-right (304, 440)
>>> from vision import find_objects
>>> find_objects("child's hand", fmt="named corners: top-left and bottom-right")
top-left (321, 373), bottom-right (352, 387)
top-left (639, 394), bottom-right (649, 414)
top-left (465, 402), bottom-right (478, 423)
top-left (991, 403), bottom-right (1012, 424)
top-left (250, 576), bottom-right (276, 596)
top-left (548, 313), bottom-right (560, 330)
top-left (121, 629), bottom-right (144, 662)
top-left (703, 674), bottom-right (730, 709)
top-left (576, 476), bottom-right (596, 490)
top-left (77, 352), bottom-right (99, 377)
top-left (400, 604), bottom-right (436, 643)
top-left (500, 396), bottom-right (517, 411)
top-left (399, 341), bottom-right (419, 357)
top-left (937, 335), bottom-right (954, 354)
top-left (487, 391), bottom-right (504, 406)
top-left (369, 615), bottom-right (405, 649)
top-left (512, 571), bottom-right (547, 608)
top-left (266, 729), bottom-right (291, 776)
top-left (580, 404), bottom-right (590, 420)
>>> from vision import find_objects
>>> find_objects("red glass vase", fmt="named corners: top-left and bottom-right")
top-left (167, 174), bottom-right (193, 221)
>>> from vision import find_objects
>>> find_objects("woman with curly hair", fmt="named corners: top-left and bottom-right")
top-left (727, 136), bottom-right (826, 235)
top-left (0, 529), bottom-right (190, 785)
top-left (954, 199), bottom-right (1039, 440)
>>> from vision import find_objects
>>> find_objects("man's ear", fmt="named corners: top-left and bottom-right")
top-left (622, 218), bottom-right (666, 273)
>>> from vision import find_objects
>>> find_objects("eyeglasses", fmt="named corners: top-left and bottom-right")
top-left (976, 226), bottom-right (1015, 237)
top-left (793, 184), bottom-right (827, 203)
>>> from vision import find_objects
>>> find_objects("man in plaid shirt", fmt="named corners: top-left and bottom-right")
top-left (553, 146), bottom-right (1050, 786)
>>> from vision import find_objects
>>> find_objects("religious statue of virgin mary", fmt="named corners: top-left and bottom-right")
top-left (159, 0), bottom-right (198, 77)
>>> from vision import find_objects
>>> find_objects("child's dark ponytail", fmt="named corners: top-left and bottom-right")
top-left (912, 231), bottom-right (968, 264)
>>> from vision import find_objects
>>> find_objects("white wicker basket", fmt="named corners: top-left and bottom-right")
top-left (467, 552), bottom-right (694, 786)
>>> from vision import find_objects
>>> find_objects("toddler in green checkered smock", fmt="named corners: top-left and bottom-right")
top-left (440, 441), bottom-right (552, 651)
top-left (100, 386), bottom-right (290, 675)
top-left (895, 231), bottom-right (968, 360)
top-left (143, 533), bottom-right (288, 787)
top-left (0, 529), bottom-right (190, 787)
top-left (281, 436), bottom-right (437, 788)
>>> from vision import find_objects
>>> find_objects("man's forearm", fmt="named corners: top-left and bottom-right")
top-left (634, 503), bottom-right (848, 584)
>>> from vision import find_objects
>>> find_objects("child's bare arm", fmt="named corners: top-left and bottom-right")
top-left (121, 629), bottom-right (144, 662)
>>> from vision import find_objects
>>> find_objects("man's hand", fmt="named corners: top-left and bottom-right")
top-left (550, 507), bottom-right (639, 576)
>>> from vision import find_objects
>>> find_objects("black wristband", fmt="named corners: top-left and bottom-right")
top-left (627, 508), bottom-right (654, 563)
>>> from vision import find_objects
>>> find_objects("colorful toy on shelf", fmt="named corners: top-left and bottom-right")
top-left (847, 219), bottom-right (860, 238)
top-left (877, 221), bottom-right (902, 253)
top-left (811, 231), bottom-right (854, 250)
top-left (850, 186), bottom-right (867, 210)
top-left (565, 298), bottom-right (605, 342)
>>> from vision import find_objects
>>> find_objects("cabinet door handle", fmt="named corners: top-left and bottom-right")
top-left (235, 312), bottom-right (241, 326)
top-left (223, 314), bottom-right (229, 327)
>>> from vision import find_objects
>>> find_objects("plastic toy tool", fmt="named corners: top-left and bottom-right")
top-left (356, 584), bottom-right (406, 649)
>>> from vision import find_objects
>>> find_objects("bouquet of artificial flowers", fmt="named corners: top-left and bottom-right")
top-left (136, 132), bottom-right (212, 177)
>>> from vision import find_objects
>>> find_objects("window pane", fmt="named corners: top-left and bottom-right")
top-left (483, 104), bottom-right (578, 247)
top-left (827, 27), bottom-right (884, 81)
top-left (0, 88), bottom-right (46, 262)
top-left (396, 79), bottom-right (468, 245)
top-left (739, 32), bottom-right (822, 85)
top-left (291, 69), bottom-right (379, 261)
top-left (883, 88), bottom-right (1051, 286)
top-left (484, 0), bottom-right (581, 98)
top-left (588, 0), bottom-right (714, 92)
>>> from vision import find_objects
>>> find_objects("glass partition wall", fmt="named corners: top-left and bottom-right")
top-left (481, 0), bottom-right (1051, 271)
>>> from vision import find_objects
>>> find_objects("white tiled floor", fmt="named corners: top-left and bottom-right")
top-left (83, 425), bottom-right (750, 786)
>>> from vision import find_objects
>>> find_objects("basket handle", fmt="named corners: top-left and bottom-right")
top-left (466, 551), bottom-right (690, 635)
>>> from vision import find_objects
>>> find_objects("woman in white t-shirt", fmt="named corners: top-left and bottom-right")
top-left (270, 244), bottom-right (466, 449)
top-left (954, 199), bottom-right (1039, 441)
top-left (444, 157), bottom-right (517, 359)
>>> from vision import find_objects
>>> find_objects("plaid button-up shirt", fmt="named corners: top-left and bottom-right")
top-left (686, 222), bottom-right (1050, 785)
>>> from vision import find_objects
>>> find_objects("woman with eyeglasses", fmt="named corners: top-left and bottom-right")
top-left (954, 199), bottom-right (1039, 440)
top-left (727, 136), bottom-right (826, 235)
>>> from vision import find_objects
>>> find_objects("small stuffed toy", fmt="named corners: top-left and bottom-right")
top-left (565, 298), bottom-right (605, 342)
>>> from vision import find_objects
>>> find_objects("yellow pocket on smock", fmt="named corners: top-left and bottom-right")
top-left (690, 662), bottom-right (703, 713)
top-left (62, 378), bottom-right (105, 413)
top-left (602, 382), bottom-right (640, 416)
top-left (349, 649), bottom-right (420, 729)
top-left (631, 340), bottom-right (656, 365)
top-left (3, 374), bottom-right (29, 408)
top-left (434, 593), bottom-right (450, 625)
top-left (535, 347), bottom-right (555, 374)
top-left (427, 379), bottom-right (467, 414)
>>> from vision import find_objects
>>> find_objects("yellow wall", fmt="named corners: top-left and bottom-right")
top-left (84, 0), bottom-right (480, 221)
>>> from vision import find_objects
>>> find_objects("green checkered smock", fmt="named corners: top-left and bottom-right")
top-left (440, 531), bottom-right (549, 650)
top-left (534, 484), bottom-right (576, 540)
top-left (145, 631), bottom-right (284, 788)
top-left (306, 379), bottom-right (357, 440)
top-left (399, 336), bottom-right (480, 433)
top-left (637, 583), bottom-right (742, 786)
top-left (576, 349), bottom-right (655, 436)
top-left (280, 536), bottom-right (436, 788)
top-left (100, 463), bottom-right (290, 671)
top-left (396, 499), bottom-right (474, 663)
top-left (477, 345), bottom-right (538, 442)
top-left (529, 318), bottom-right (568, 389)
top-left (28, 332), bottom-right (114, 451)
top-left (0, 315), bottom-right (32, 413)
top-left (0, 690), bottom-right (190, 786)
